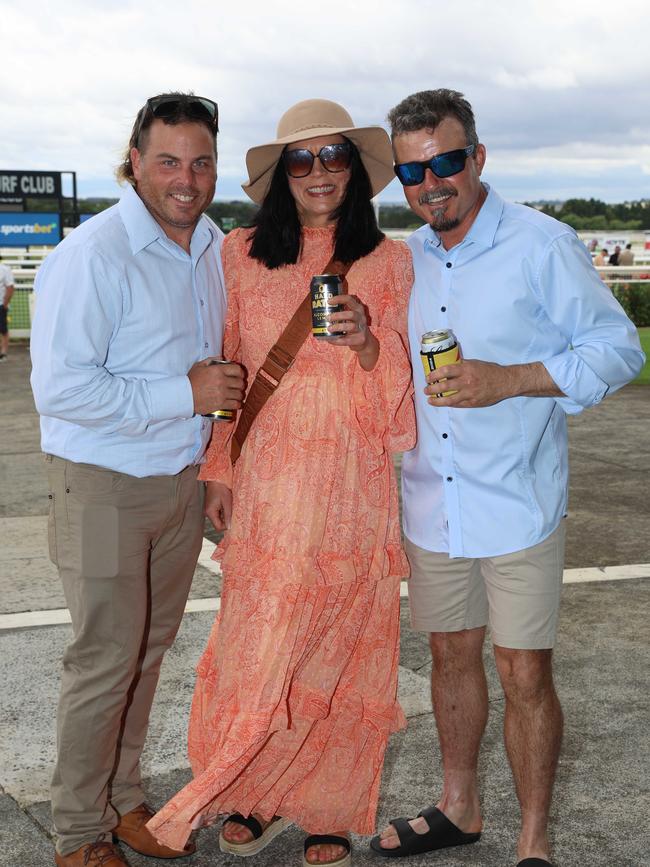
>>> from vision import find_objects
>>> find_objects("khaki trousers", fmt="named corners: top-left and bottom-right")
top-left (45, 456), bottom-right (204, 856)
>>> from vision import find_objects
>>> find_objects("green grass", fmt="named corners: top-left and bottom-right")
top-left (634, 327), bottom-right (650, 384)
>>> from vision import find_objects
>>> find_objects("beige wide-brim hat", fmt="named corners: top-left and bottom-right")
top-left (242, 98), bottom-right (395, 204)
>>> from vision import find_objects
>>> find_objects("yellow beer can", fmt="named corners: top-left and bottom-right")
top-left (420, 330), bottom-right (460, 398)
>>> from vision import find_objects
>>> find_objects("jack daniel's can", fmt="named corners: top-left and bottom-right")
top-left (311, 274), bottom-right (343, 339)
top-left (420, 330), bottom-right (460, 397)
top-left (202, 359), bottom-right (235, 422)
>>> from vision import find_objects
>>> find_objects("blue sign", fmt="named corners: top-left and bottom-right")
top-left (0, 212), bottom-right (61, 246)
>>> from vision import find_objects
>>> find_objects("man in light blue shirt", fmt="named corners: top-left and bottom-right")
top-left (371, 90), bottom-right (644, 867)
top-left (30, 93), bottom-right (245, 867)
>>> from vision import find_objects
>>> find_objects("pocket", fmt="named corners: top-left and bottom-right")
top-left (81, 503), bottom-right (120, 578)
top-left (47, 491), bottom-right (58, 567)
top-left (66, 461), bottom-right (122, 496)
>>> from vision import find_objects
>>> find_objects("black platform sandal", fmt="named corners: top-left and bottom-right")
top-left (219, 813), bottom-right (291, 856)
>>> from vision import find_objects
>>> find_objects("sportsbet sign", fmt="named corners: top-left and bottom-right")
top-left (0, 169), bottom-right (66, 245)
top-left (0, 213), bottom-right (61, 245)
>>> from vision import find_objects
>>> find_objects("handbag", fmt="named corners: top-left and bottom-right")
top-left (230, 256), bottom-right (352, 463)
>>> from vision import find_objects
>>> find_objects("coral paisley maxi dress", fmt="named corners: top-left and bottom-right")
top-left (148, 226), bottom-right (416, 849)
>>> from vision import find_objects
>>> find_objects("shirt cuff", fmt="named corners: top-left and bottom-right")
top-left (542, 352), bottom-right (609, 414)
top-left (148, 375), bottom-right (195, 422)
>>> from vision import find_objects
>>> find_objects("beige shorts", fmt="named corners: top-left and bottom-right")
top-left (404, 522), bottom-right (566, 649)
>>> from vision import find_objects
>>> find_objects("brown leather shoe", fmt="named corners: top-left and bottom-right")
top-left (55, 837), bottom-right (129, 865)
top-left (113, 803), bottom-right (196, 859)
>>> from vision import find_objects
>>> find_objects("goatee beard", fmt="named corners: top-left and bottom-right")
top-left (429, 215), bottom-right (460, 232)
top-left (419, 188), bottom-right (459, 232)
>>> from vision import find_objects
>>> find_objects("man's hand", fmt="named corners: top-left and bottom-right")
top-left (189, 358), bottom-right (245, 416)
top-left (327, 294), bottom-right (379, 371)
top-left (425, 359), bottom-right (563, 408)
top-left (204, 481), bottom-right (232, 531)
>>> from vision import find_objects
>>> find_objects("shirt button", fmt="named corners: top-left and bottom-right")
top-left (446, 262), bottom-right (452, 269)
top-left (442, 433), bottom-right (448, 439)
top-left (446, 476), bottom-right (453, 482)
top-left (204, 342), bottom-right (209, 348)
top-left (441, 306), bottom-right (446, 312)
top-left (200, 299), bottom-right (205, 307)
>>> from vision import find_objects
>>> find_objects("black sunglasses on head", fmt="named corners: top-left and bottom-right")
top-left (137, 94), bottom-right (219, 142)
top-left (394, 145), bottom-right (475, 186)
top-left (283, 142), bottom-right (352, 178)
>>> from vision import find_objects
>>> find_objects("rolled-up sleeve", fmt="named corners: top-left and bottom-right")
top-left (537, 234), bottom-right (645, 413)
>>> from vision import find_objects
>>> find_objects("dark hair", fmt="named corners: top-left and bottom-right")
top-left (248, 138), bottom-right (384, 269)
top-left (387, 88), bottom-right (479, 149)
top-left (116, 91), bottom-right (218, 186)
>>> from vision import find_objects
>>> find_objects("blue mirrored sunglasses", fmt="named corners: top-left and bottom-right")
top-left (394, 145), bottom-right (475, 186)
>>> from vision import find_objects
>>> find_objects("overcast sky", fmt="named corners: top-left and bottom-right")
top-left (1, 0), bottom-right (648, 204)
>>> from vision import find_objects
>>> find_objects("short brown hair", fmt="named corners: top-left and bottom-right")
top-left (116, 92), bottom-right (218, 185)
top-left (387, 89), bottom-right (478, 148)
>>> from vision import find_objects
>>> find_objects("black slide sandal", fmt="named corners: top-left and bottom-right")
top-left (369, 805), bottom-right (480, 858)
top-left (517, 860), bottom-right (552, 866)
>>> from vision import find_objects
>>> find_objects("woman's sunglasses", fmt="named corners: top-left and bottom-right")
top-left (283, 142), bottom-right (352, 178)
top-left (394, 145), bottom-right (475, 186)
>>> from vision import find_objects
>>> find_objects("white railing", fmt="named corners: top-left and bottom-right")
top-left (1, 248), bottom-right (52, 337)
top-left (3, 248), bottom-right (649, 339)
top-left (595, 265), bottom-right (650, 282)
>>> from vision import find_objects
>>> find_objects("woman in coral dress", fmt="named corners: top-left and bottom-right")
top-left (148, 99), bottom-right (415, 867)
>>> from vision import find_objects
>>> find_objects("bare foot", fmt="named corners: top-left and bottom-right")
top-left (517, 829), bottom-right (551, 864)
top-left (222, 813), bottom-right (270, 844)
top-left (305, 831), bottom-right (349, 864)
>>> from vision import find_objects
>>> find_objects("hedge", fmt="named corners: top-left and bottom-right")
top-left (610, 283), bottom-right (650, 327)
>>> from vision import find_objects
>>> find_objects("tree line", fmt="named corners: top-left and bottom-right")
top-left (47, 196), bottom-right (650, 233)
top-left (527, 198), bottom-right (650, 232)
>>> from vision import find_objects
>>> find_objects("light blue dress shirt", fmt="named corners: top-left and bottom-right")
top-left (30, 184), bottom-right (226, 477)
top-left (402, 185), bottom-right (645, 558)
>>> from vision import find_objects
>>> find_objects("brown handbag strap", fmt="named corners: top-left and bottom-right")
top-left (230, 256), bottom-right (352, 464)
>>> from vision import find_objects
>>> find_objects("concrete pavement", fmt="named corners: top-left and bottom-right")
top-left (1, 342), bottom-right (648, 866)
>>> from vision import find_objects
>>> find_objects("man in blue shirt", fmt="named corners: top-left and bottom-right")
top-left (371, 90), bottom-right (644, 867)
top-left (31, 93), bottom-right (245, 867)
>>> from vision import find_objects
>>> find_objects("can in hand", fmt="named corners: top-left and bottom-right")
top-left (311, 273), bottom-right (344, 339)
top-left (202, 359), bottom-right (235, 422)
top-left (420, 330), bottom-right (460, 397)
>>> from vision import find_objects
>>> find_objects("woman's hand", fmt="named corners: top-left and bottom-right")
top-left (327, 293), bottom-right (379, 371)
top-left (204, 480), bottom-right (233, 531)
